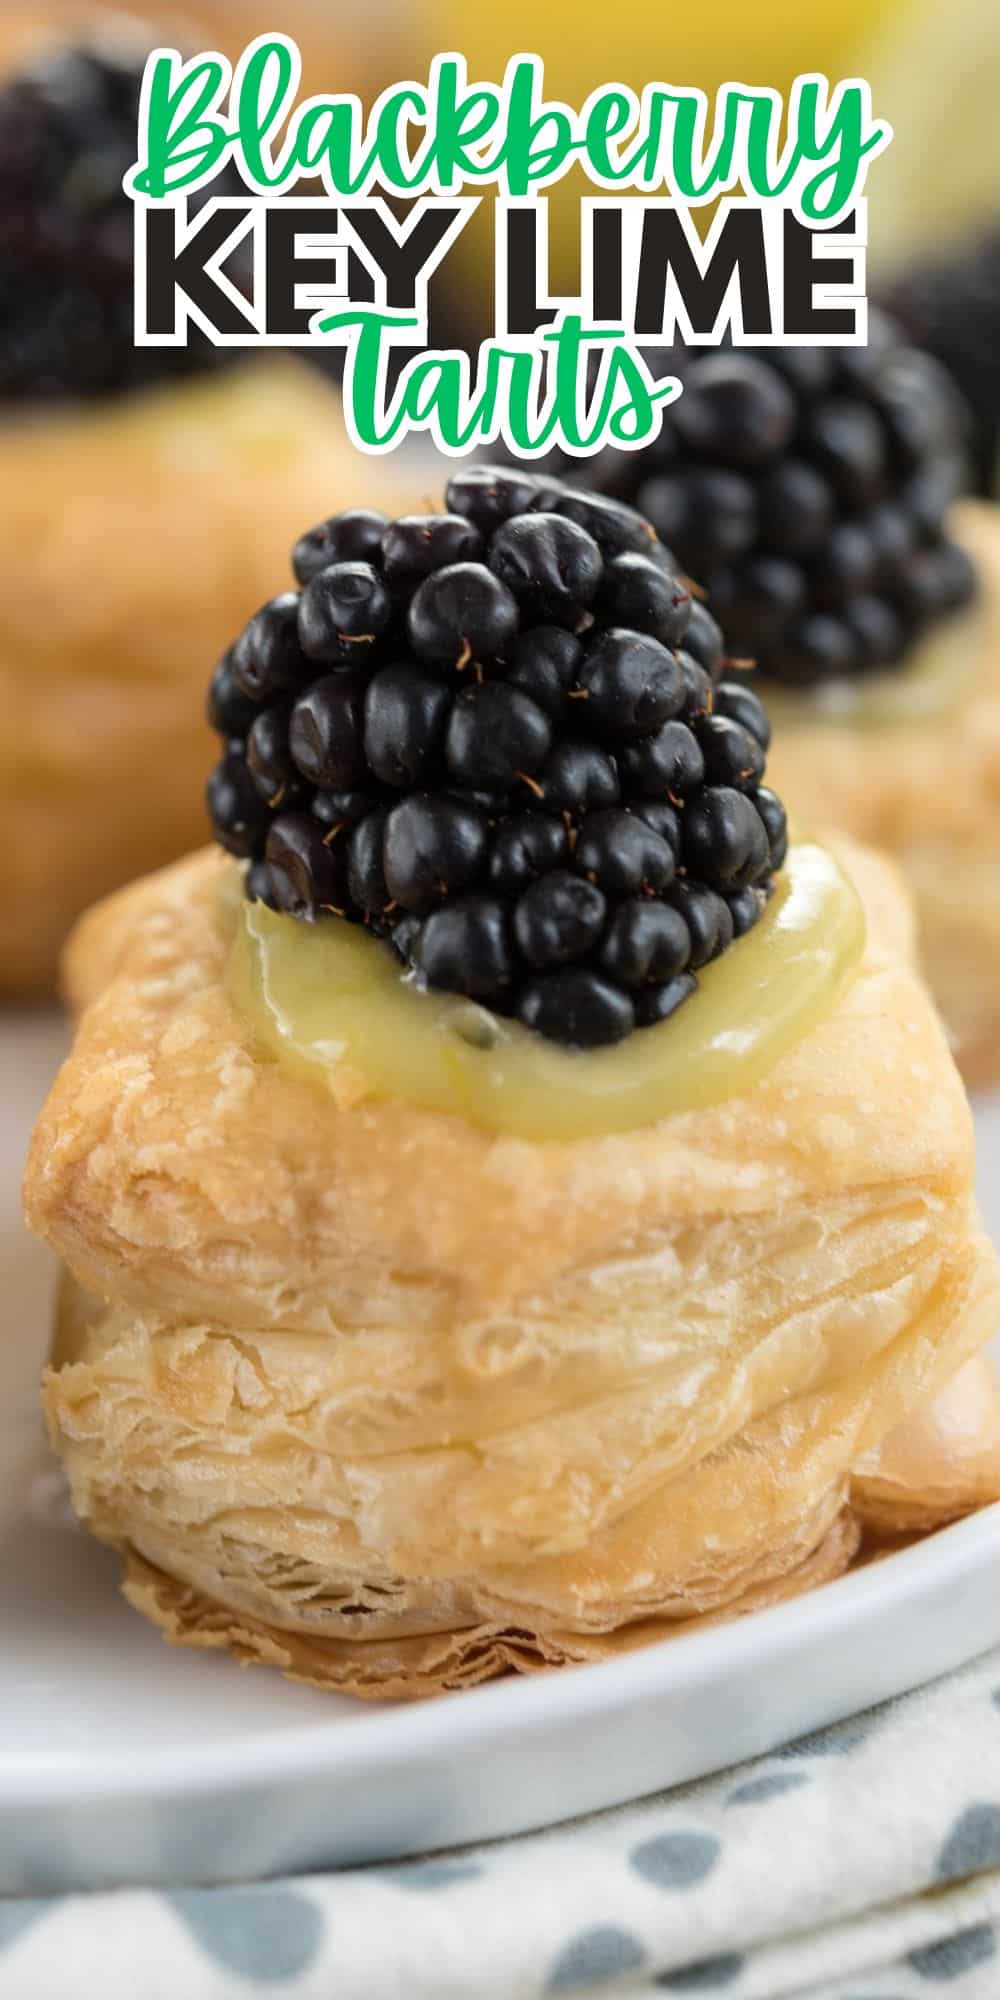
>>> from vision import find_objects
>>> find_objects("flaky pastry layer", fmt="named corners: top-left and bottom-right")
top-left (852, 1357), bottom-right (1000, 1538)
top-left (25, 839), bottom-right (1000, 1696)
top-left (766, 503), bottom-right (1000, 1085)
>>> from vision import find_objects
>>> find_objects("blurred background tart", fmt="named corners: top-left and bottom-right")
top-left (535, 313), bottom-right (1000, 1086)
top-left (419, 0), bottom-right (1000, 369)
top-left (0, 4), bottom-right (412, 997)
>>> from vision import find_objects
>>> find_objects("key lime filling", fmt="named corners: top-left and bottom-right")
top-left (226, 840), bottom-right (866, 1141)
top-left (764, 600), bottom-right (980, 731)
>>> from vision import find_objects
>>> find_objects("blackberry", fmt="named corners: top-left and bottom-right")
top-left (246, 859), bottom-right (281, 910)
top-left (417, 898), bottom-right (513, 999)
top-left (630, 800), bottom-right (682, 861)
top-left (635, 973), bottom-right (697, 1027)
top-left (246, 706), bottom-right (303, 808)
top-left (617, 720), bottom-right (705, 800)
top-left (575, 631), bottom-right (685, 741)
top-left (574, 810), bottom-right (675, 896)
top-left (596, 553), bottom-right (693, 646)
top-left (206, 752), bottom-right (269, 859)
top-left (383, 794), bottom-right (488, 911)
top-left (697, 716), bottom-right (766, 792)
top-left (445, 683), bottom-right (552, 789)
top-left (364, 665), bottom-right (450, 789)
top-left (683, 601), bottom-right (726, 679)
top-left (313, 787), bottom-right (380, 830)
top-left (669, 882), bottom-right (734, 967)
top-left (293, 511), bottom-right (390, 584)
top-left (208, 475), bottom-right (788, 1046)
top-left (514, 872), bottom-right (607, 969)
top-left (757, 460), bottom-right (835, 554)
top-left (882, 228), bottom-right (1000, 495)
top-left (812, 522), bottom-right (876, 605)
top-left (682, 787), bottom-right (771, 890)
top-left (709, 556), bottom-right (807, 650)
top-left (671, 354), bottom-right (798, 465)
top-left (346, 807), bottom-right (391, 916)
top-left (599, 899), bottom-right (690, 986)
top-left (446, 466), bottom-right (564, 531)
top-left (289, 674), bottom-right (369, 789)
top-left (488, 813), bottom-right (570, 893)
top-left (637, 466), bottom-right (758, 576)
top-left (750, 787), bottom-right (788, 871)
top-left (770, 612), bottom-right (856, 686)
top-left (535, 740), bottom-right (621, 815)
top-left (586, 316), bottom-right (977, 686)
top-left (408, 563), bottom-right (520, 668)
top-left (845, 596), bottom-right (905, 671)
top-left (549, 490), bottom-right (659, 559)
top-left (266, 814), bottom-right (349, 921)
top-left (518, 969), bottom-right (635, 1047)
top-left (728, 886), bottom-right (768, 938)
top-left (389, 913), bottom-right (423, 964)
top-left (766, 348), bottom-right (837, 398)
top-left (207, 650), bottom-right (259, 742)
top-left (0, 37), bottom-right (245, 404)
top-left (677, 653), bottom-right (714, 724)
top-left (381, 514), bottom-right (484, 588)
top-left (298, 564), bottom-right (393, 666)
top-left (865, 503), bottom-right (917, 578)
top-left (505, 627), bottom-right (582, 718)
top-left (488, 514), bottom-right (603, 625)
top-left (713, 681), bottom-right (771, 750)
top-left (894, 542), bottom-right (978, 627)
top-left (233, 598), bottom-right (310, 703)
top-left (800, 399), bottom-right (888, 509)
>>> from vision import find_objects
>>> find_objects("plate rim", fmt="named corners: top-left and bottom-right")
top-left (6, 1498), bottom-right (1000, 1806)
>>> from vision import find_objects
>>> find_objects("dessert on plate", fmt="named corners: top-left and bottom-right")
top-left (24, 470), bottom-right (1000, 1698)
top-left (0, 29), bottom-right (402, 995)
top-left (585, 317), bottom-right (1000, 1084)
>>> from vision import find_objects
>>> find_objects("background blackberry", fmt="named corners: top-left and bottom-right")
top-left (208, 470), bottom-right (788, 1048)
top-left (882, 229), bottom-right (1000, 498)
top-left (0, 36), bottom-right (242, 403)
top-left (579, 316), bottom-right (978, 687)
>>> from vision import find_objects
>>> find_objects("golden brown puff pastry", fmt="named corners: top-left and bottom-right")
top-left (852, 1356), bottom-right (1000, 1540)
top-left (765, 503), bottom-right (1000, 1087)
top-left (24, 837), bottom-right (1000, 1699)
top-left (0, 360), bottom-right (413, 996)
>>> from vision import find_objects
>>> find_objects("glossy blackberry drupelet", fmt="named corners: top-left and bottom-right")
top-left (207, 471), bottom-right (788, 1047)
top-left (0, 38), bottom-right (241, 402)
top-left (583, 316), bottom-right (978, 687)
top-left (882, 230), bottom-right (1000, 498)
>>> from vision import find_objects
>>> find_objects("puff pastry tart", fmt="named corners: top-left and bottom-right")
top-left (584, 320), bottom-right (1000, 1084)
top-left (25, 472), bottom-right (1000, 1698)
top-left (0, 33), bottom-right (406, 996)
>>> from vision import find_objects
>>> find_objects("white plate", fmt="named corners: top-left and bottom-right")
top-left (3, 1013), bottom-right (1000, 1895)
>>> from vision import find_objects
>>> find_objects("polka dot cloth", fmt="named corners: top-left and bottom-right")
top-left (6, 1647), bottom-right (1000, 1998)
